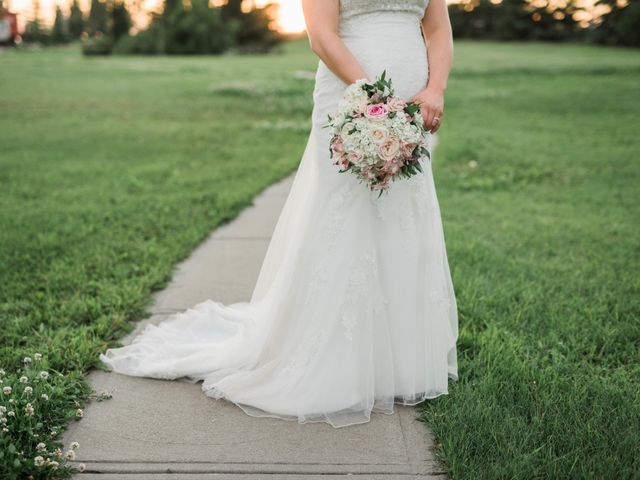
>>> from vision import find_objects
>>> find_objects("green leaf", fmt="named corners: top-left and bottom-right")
top-left (404, 103), bottom-right (421, 116)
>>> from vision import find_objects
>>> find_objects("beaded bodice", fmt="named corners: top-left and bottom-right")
top-left (339, 0), bottom-right (429, 20)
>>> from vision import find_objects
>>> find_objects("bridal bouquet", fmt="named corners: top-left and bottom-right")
top-left (325, 71), bottom-right (430, 195)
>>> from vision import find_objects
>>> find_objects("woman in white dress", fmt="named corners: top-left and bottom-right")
top-left (100, 0), bottom-right (458, 428)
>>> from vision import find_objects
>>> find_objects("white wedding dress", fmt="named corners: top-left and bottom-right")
top-left (100, 0), bottom-right (459, 428)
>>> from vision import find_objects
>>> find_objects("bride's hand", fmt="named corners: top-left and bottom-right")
top-left (411, 87), bottom-right (445, 133)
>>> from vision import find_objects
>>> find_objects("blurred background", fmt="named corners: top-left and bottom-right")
top-left (0, 0), bottom-right (638, 51)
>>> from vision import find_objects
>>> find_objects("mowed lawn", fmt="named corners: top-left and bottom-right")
top-left (1, 40), bottom-right (639, 479)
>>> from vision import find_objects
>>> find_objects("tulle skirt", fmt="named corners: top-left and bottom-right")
top-left (100, 11), bottom-right (459, 428)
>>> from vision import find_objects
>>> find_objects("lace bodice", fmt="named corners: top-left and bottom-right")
top-left (340, 0), bottom-right (429, 20)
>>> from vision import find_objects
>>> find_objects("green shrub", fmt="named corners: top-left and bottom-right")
top-left (162, 0), bottom-right (232, 55)
top-left (82, 34), bottom-right (114, 56)
top-left (113, 22), bottom-right (165, 55)
top-left (114, 0), bottom-right (232, 55)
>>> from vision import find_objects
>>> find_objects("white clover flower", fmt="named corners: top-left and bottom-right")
top-left (34, 353), bottom-right (42, 361)
top-left (34, 455), bottom-right (45, 467)
top-left (25, 403), bottom-right (34, 416)
top-left (36, 442), bottom-right (46, 451)
top-left (2, 427), bottom-right (7, 432)
top-left (7, 411), bottom-right (15, 417)
top-left (65, 449), bottom-right (76, 460)
top-left (75, 408), bottom-right (83, 418)
top-left (468, 160), bottom-right (478, 169)
top-left (8, 398), bottom-right (14, 404)
top-left (19, 376), bottom-right (28, 384)
top-left (3, 386), bottom-right (12, 395)
top-left (23, 357), bottom-right (32, 364)
top-left (70, 441), bottom-right (80, 450)
top-left (24, 386), bottom-right (33, 395)
top-left (50, 460), bottom-right (59, 469)
top-left (78, 463), bottom-right (86, 472)
top-left (53, 448), bottom-right (63, 458)
top-left (39, 371), bottom-right (49, 380)
top-left (0, 405), bottom-right (6, 413)
top-left (1, 418), bottom-right (7, 425)
top-left (41, 393), bottom-right (49, 401)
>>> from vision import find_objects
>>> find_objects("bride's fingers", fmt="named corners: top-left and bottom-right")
top-left (430, 109), bottom-right (444, 132)
top-left (424, 105), bottom-right (436, 132)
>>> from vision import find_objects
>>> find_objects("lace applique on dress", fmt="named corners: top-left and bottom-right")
top-left (340, 248), bottom-right (388, 341)
top-left (303, 182), bottom-right (359, 307)
top-left (281, 325), bottom-right (332, 375)
top-left (340, 0), bottom-right (430, 21)
top-left (371, 162), bottom-right (432, 227)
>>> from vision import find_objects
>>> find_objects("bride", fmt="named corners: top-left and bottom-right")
top-left (100, 0), bottom-right (459, 428)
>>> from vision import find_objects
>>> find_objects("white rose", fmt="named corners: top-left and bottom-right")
top-left (367, 125), bottom-right (389, 144)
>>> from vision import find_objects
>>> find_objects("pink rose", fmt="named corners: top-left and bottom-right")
top-left (365, 103), bottom-right (390, 120)
top-left (377, 137), bottom-right (400, 161)
top-left (371, 176), bottom-right (391, 192)
top-left (382, 159), bottom-right (400, 175)
top-left (331, 136), bottom-right (344, 155)
top-left (349, 150), bottom-right (364, 164)
top-left (401, 142), bottom-right (416, 158)
top-left (334, 153), bottom-right (350, 170)
top-left (387, 96), bottom-right (407, 112)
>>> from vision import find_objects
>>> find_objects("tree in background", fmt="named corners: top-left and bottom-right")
top-left (87, 0), bottom-right (108, 35)
top-left (51, 6), bottom-right (69, 43)
top-left (22, 0), bottom-right (49, 43)
top-left (590, 0), bottom-right (640, 46)
top-left (221, 0), bottom-right (281, 52)
top-left (449, 0), bottom-right (594, 42)
top-left (161, 0), bottom-right (232, 54)
top-left (113, 0), bottom-right (279, 55)
top-left (110, 0), bottom-right (131, 40)
top-left (68, 0), bottom-right (85, 39)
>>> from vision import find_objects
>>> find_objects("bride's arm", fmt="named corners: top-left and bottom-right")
top-left (301, 0), bottom-right (369, 85)
top-left (412, 0), bottom-right (454, 133)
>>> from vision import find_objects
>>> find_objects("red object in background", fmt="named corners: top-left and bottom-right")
top-left (0, 4), bottom-right (18, 43)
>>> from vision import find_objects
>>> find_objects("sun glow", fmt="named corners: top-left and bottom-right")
top-left (258, 0), bottom-right (306, 33)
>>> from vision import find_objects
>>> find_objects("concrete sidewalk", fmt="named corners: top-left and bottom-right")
top-left (63, 175), bottom-right (448, 479)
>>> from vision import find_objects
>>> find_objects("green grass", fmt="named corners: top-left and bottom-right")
top-left (419, 41), bottom-right (640, 479)
top-left (1, 40), bottom-right (639, 479)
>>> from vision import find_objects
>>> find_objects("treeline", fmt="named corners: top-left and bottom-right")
top-left (449, 0), bottom-right (640, 47)
top-left (22, 0), bottom-right (282, 55)
top-left (23, 0), bottom-right (131, 45)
